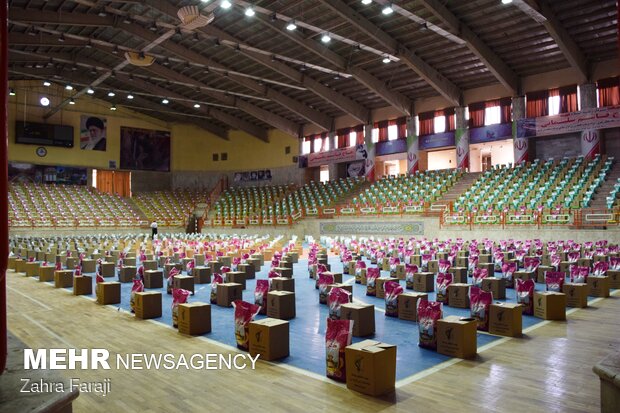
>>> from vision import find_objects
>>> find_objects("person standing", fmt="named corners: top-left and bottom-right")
top-left (150, 221), bottom-right (158, 238)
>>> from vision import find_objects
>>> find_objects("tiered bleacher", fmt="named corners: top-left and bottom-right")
top-left (133, 190), bottom-right (209, 226)
top-left (211, 184), bottom-right (293, 224)
top-left (454, 155), bottom-right (613, 213)
top-left (347, 169), bottom-right (462, 213)
top-left (8, 183), bottom-right (144, 228)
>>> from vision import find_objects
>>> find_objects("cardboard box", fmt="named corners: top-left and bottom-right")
top-left (562, 283), bottom-right (588, 308)
top-left (456, 257), bottom-right (468, 268)
top-left (559, 261), bottom-right (572, 274)
top-left (165, 263), bottom-right (184, 277)
top-left (134, 292), bottom-right (162, 319)
top-left (80, 259), bottom-right (95, 273)
top-left (123, 257), bottom-right (137, 267)
top-left (193, 266), bottom-right (211, 284)
top-left (100, 262), bottom-right (115, 277)
top-left (481, 277), bottom-right (506, 299)
top-left (39, 266), bottom-right (55, 282)
top-left (266, 291), bottom-right (296, 320)
top-left (534, 291), bottom-right (566, 320)
top-left (216, 283), bottom-right (243, 307)
top-left (250, 253), bottom-right (264, 266)
top-left (119, 266), bottom-right (136, 283)
top-left (345, 340), bottom-right (396, 397)
top-left (141, 260), bottom-right (158, 271)
top-left (489, 303), bottom-right (522, 337)
top-left (536, 266), bottom-right (554, 283)
top-left (238, 263), bottom-right (255, 279)
top-left (178, 302), bottom-right (211, 335)
top-left (327, 283), bottom-right (353, 297)
top-left (144, 270), bottom-right (163, 289)
top-left (437, 316), bottom-right (477, 359)
top-left (413, 272), bottom-right (434, 292)
top-left (25, 262), bottom-right (40, 277)
top-left (225, 271), bottom-right (246, 289)
top-left (54, 270), bottom-right (73, 288)
top-left (608, 270), bottom-right (620, 289)
top-left (428, 260), bottom-right (439, 274)
top-left (96, 282), bottom-right (121, 305)
top-left (273, 266), bottom-right (292, 278)
top-left (393, 264), bottom-right (406, 280)
top-left (593, 255), bottom-right (607, 263)
top-left (376, 277), bottom-right (399, 299)
top-left (280, 259), bottom-right (293, 269)
top-left (173, 275), bottom-right (195, 294)
top-left (270, 277), bottom-right (295, 292)
top-left (587, 276), bottom-right (610, 298)
top-left (249, 318), bottom-right (289, 361)
top-left (449, 267), bottom-right (468, 284)
top-left (314, 271), bottom-right (342, 289)
top-left (398, 292), bottom-right (428, 322)
top-left (340, 303), bottom-right (375, 337)
top-left (577, 258), bottom-right (592, 268)
top-left (478, 254), bottom-right (491, 264)
top-left (73, 275), bottom-right (93, 296)
top-left (447, 283), bottom-right (471, 308)
top-left (514, 270), bottom-right (535, 282)
top-left (410, 254), bottom-right (422, 266)
top-left (193, 255), bottom-right (205, 266)
top-left (66, 257), bottom-right (77, 270)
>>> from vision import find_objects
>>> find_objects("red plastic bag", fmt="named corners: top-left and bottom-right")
top-left (130, 278), bottom-right (144, 313)
top-left (325, 318), bottom-right (353, 382)
top-left (418, 300), bottom-right (442, 350)
top-left (438, 259), bottom-right (451, 273)
top-left (545, 271), bottom-right (565, 292)
top-left (166, 267), bottom-right (180, 295)
top-left (328, 287), bottom-right (352, 320)
top-left (366, 267), bottom-right (380, 296)
top-left (172, 288), bottom-right (191, 327)
top-left (318, 273), bottom-right (335, 304)
top-left (470, 286), bottom-right (492, 331)
top-left (354, 260), bottom-right (366, 284)
top-left (472, 268), bottom-right (488, 287)
top-left (524, 257), bottom-right (540, 272)
top-left (232, 300), bottom-right (261, 351)
top-left (405, 264), bottom-right (418, 289)
top-left (516, 278), bottom-right (535, 315)
top-left (255, 279), bottom-right (270, 315)
top-left (210, 273), bottom-right (224, 304)
top-left (501, 261), bottom-right (517, 288)
top-left (436, 272), bottom-right (453, 304)
top-left (570, 266), bottom-right (589, 283)
top-left (384, 281), bottom-right (403, 317)
top-left (468, 255), bottom-right (479, 273)
top-left (593, 261), bottom-right (609, 276)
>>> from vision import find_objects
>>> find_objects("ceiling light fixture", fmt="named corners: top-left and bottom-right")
top-left (108, 91), bottom-right (115, 97)
top-left (110, 104), bottom-right (117, 111)
top-left (40, 96), bottom-right (50, 106)
top-left (97, 8), bottom-right (107, 17)
top-left (361, 0), bottom-right (372, 4)
top-left (382, 3), bottom-right (394, 15)
top-left (321, 33), bottom-right (331, 43)
top-left (162, 98), bottom-right (169, 104)
top-left (245, 6), bottom-right (255, 17)
top-left (123, 16), bottom-right (132, 24)
top-left (501, 0), bottom-right (513, 4)
top-left (85, 41), bottom-right (93, 49)
top-left (58, 34), bottom-right (65, 42)
top-left (220, 0), bottom-right (232, 9)
top-left (112, 46), bottom-right (119, 55)
top-left (69, 98), bottom-right (75, 105)
top-left (382, 56), bottom-right (391, 63)
top-left (43, 81), bottom-right (51, 87)
top-left (193, 33), bottom-right (199, 42)
top-left (149, 22), bottom-right (158, 31)
top-left (87, 88), bottom-right (95, 94)
top-left (65, 84), bottom-right (73, 90)
top-left (127, 94), bottom-right (134, 100)
top-left (9, 88), bottom-right (15, 96)
top-left (194, 103), bottom-right (201, 108)
top-left (286, 20), bottom-right (297, 31)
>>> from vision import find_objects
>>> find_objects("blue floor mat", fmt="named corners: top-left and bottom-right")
top-left (38, 255), bottom-right (607, 381)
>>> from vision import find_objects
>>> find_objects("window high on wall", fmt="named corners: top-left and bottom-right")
top-left (302, 139), bottom-right (311, 154)
top-left (387, 124), bottom-right (398, 140)
top-left (349, 131), bottom-right (357, 147)
top-left (484, 106), bottom-right (501, 125)
top-left (434, 115), bottom-right (446, 133)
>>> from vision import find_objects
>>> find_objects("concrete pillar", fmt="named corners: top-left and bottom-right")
top-left (363, 124), bottom-right (376, 182)
top-left (579, 83), bottom-right (601, 159)
top-left (406, 116), bottom-right (419, 174)
top-left (512, 96), bottom-right (528, 164)
top-left (455, 107), bottom-right (469, 171)
top-left (327, 131), bottom-right (336, 151)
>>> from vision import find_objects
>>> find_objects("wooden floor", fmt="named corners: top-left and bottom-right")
top-left (6, 270), bottom-right (619, 413)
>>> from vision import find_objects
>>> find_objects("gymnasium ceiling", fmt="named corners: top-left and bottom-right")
top-left (7, 0), bottom-right (619, 141)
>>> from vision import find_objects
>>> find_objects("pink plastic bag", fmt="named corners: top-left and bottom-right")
top-left (389, 257), bottom-right (400, 277)
top-left (468, 256), bottom-right (479, 273)
top-left (325, 318), bottom-right (353, 382)
top-left (436, 272), bottom-right (453, 304)
top-left (172, 288), bottom-right (191, 327)
top-left (418, 300), bottom-right (443, 350)
top-left (593, 261), bottom-right (609, 276)
top-left (438, 259), bottom-right (451, 273)
top-left (405, 264), bottom-right (418, 289)
top-left (545, 272), bottom-right (565, 292)
top-left (210, 273), bottom-right (224, 304)
top-left (570, 266), bottom-right (589, 284)
top-left (470, 286), bottom-right (492, 331)
top-left (472, 268), bottom-right (489, 287)
top-left (328, 287), bottom-right (352, 320)
top-left (610, 257), bottom-right (620, 271)
top-left (550, 254), bottom-right (561, 270)
top-left (365, 267), bottom-right (380, 296)
top-left (384, 281), bottom-right (403, 317)
top-left (501, 261), bottom-right (517, 288)
top-left (166, 267), bottom-right (180, 295)
top-left (516, 278), bottom-right (535, 315)
top-left (130, 278), bottom-right (144, 313)
top-left (524, 257), bottom-right (540, 272)
top-left (354, 260), bottom-right (367, 284)
top-left (318, 273), bottom-right (335, 304)
top-left (255, 279), bottom-right (270, 315)
top-left (232, 300), bottom-right (261, 351)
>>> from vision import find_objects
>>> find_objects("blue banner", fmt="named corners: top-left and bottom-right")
top-left (469, 123), bottom-right (512, 144)
top-left (418, 131), bottom-right (455, 150)
top-left (375, 138), bottom-right (407, 156)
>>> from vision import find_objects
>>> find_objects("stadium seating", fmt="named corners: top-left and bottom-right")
top-left (132, 190), bottom-right (209, 225)
top-left (211, 184), bottom-right (293, 220)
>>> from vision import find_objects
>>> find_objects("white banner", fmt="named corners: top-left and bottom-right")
top-left (307, 144), bottom-right (367, 168)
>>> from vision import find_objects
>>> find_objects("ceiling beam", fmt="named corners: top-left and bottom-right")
top-left (143, 0), bottom-right (370, 123)
top-left (417, 0), bottom-right (520, 94)
top-left (321, 0), bottom-right (461, 106)
top-left (120, 23), bottom-right (332, 131)
top-left (114, 73), bottom-right (268, 142)
top-left (259, 14), bottom-right (413, 116)
top-left (9, 8), bottom-right (115, 26)
top-left (513, 0), bottom-right (588, 82)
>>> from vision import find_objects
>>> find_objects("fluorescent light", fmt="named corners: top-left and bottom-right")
top-left (65, 84), bottom-right (73, 90)
top-left (361, 0), bottom-right (372, 4)
top-left (220, 0), bottom-right (232, 9)
top-left (69, 98), bottom-right (75, 105)
top-left (162, 98), bottom-right (169, 104)
top-left (87, 88), bottom-right (95, 94)
top-left (40, 97), bottom-right (50, 106)
top-left (110, 104), bottom-right (117, 111)
top-left (43, 81), bottom-right (51, 87)
top-left (108, 91), bottom-right (115, 97)
top-left (127, 94), bottom-right (134, 100)
top-left (382, 56), bottom-right (390, 63)
top-left (501, 0), bottom-right (513, 4)
top-left (382, 3), bottom-right (393, 15)
top-left (321, 33), bottom-right (331, 43)
top-left (245, 7), bottom-right (255, 17)
top-left (286, 20), bottom-right (297, 31)
top-left (194, 103), bottom-right (201, 108)
top-left (9, 88), bottom-right (15, 96)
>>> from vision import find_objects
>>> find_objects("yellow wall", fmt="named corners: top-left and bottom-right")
top-left (8, 81), bottom-right (298, 172)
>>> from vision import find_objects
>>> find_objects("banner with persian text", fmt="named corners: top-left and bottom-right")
top-left (307, 144), bottom-right (368, 167)
top-left (517, 106), bottom-right (620, 138)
